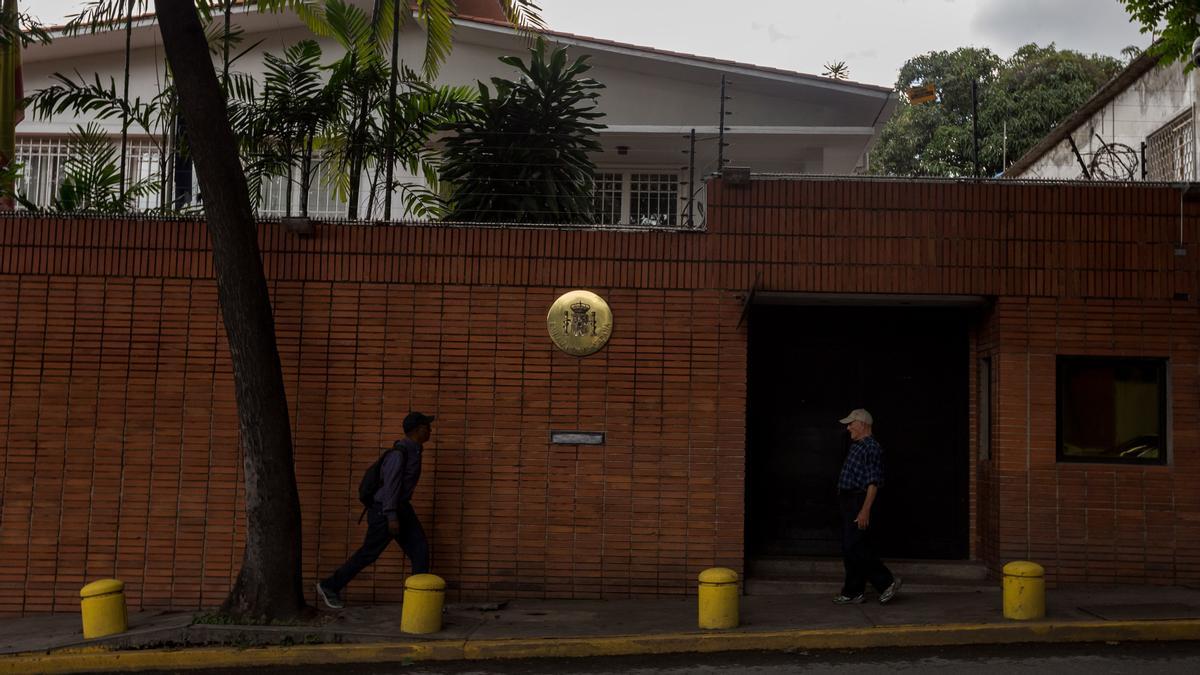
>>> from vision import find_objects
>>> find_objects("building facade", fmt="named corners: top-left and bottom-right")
top-left (1, 176), bottom-right (1198, 616)
top-left (18, 2), bottom-right (895, 223)
top-left (1006, 51), bottom-right (1198, 182)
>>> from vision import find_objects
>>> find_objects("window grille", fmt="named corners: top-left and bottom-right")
top-left (15, 135), bottom-right (171, 210)
top-left (592, 172), bottom-right (623, 225)
top-left (592, 170), bottom-right (682, 226)
top-left (1145, 110), bottom-right (1195, 181)
top-left (630, 173), bottom-right (679, 226)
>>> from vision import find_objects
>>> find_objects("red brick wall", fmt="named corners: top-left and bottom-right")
top-left (1, 178), bottom-right (1198, 615)
top-left (980, 297), bottom-right (1200, 584)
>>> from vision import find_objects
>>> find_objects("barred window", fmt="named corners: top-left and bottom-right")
top-left (16, 135), bottom-right (167, 210)
top-left (256, 160), bottom-right (346, 220)
top-left (1145, 110), bottom-right (1195, 181)
top-left (591, 170), bottom-right (682, 227)
top-left (630, 173), bottom-right (679, 226)
top-left (592, 172), bottom-right (623, 225)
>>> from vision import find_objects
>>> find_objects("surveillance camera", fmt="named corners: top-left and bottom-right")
top-left (1192, 35), bottom-right (1200, 68)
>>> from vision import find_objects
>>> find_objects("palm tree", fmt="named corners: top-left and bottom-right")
top-left (441, 39), bottom-right (606, 224)
top-left (0, 0), bottom-right (50, 208)
top-left (49, 123), bottom-right (159, 213)
top-left (263, 1), bottom-right (543, 218)
top-left (231, 39), bottom-right (337, 218)
top-left (823, 60), bottom-right (850, 80)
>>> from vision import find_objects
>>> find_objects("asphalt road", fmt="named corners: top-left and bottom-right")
top-left (138, 641), bottom-right (1200, 674)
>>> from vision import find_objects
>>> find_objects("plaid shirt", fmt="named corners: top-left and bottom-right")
top-left (838, 435), bottom-right (884, 491)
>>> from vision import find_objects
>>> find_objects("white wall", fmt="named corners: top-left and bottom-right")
top-left (1016, 60), bottom-right (1196, 180)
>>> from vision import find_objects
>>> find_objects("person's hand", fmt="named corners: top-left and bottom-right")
top-left (388, 518), bottom-right (400, 536)
top-left (855, 510), bottom-right (870, 529)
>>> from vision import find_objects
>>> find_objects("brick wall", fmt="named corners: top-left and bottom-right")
top-left (1, 178), bottom-right (1198, 615)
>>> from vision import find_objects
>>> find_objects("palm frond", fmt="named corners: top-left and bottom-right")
top-left (416, 0), bottom-right (455, 79)
top-left (501, 0), bottom-right (547, 32)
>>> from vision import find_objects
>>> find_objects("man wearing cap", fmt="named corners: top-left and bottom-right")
top-left (316, 412), bottom-right (434, 609)
top-left (833, 408), bottom-right (901, 605)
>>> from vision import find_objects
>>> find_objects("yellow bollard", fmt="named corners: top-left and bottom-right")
top-left (80, 579), bottom-right (128, 639)
top-left (401, 573), bottom-right (446, 634)
top-left (697, 567), bottom-right (739, 629)
top-left (1002, 560), bottom-right (1045, 620)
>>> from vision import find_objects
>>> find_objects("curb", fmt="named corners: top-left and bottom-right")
top-left (4, 619), bottom-right (1200, 674)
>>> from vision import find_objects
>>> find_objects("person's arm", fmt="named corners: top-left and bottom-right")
top-left (379, 451), bottom-right (404, 524)
top-left (856, 484), bottom-right (878, 529)
top-left (398, 446), bottom-right (421, 503)
top-left (855, 445), bottom-right (884, 529)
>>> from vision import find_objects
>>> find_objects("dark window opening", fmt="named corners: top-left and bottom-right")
top-left (1057, 357), bottom-right (1167, 465)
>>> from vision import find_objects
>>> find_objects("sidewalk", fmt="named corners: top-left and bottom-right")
top-left (3, 585), bottom-right (1200, 673)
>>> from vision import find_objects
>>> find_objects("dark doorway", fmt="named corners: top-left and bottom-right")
top-left (746, 304), bottom-right (970, 561)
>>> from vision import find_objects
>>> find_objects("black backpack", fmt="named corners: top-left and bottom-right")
top-left (357, 444), bottom-right (405, 522)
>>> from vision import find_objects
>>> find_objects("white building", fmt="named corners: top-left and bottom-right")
top-left (19, 0), bottom-right (898, 224)
top-left (1005, 50), bottom-right (1195, 182)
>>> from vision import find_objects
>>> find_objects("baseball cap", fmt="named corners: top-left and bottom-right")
top-left (838, 408), bottom-right (873, 425)
top-left (403, 412), bottom-right (436, 432)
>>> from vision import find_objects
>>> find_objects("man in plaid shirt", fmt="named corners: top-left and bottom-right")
top-left (834, 409), bottom-right (901, 605)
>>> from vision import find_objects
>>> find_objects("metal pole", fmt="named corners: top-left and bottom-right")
top-left (972, 79), bottom-right (979, 178)
top-left (718, 75), bottom-right (728, 173)
top-left (223, 0), bottom-right (232, 86)
top-left (119, 0), bottom-right (134, 199)
top-left (383, 0), bottom-right (401, 221)
top-left (688, 128), bottom-right (696, 228)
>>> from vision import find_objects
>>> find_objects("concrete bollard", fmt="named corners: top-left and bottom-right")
top-left (80, 579), bottom-right (128, 639)
top-left (697, 567), bottom-right (739, 629)
top-left (401, 573), bottom-right (446, 634)
top-left (1002, 560), bottom-right (1045, 620)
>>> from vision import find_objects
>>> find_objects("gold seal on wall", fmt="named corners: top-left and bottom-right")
top-left (547, 290), bottom-right (613, 357)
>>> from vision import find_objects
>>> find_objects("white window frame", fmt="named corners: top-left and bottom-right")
top-left (593, 168), bottom-right (684, 227)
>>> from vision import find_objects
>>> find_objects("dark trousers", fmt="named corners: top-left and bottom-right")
top-left (839, 491), bottom-right (894, 597)
top-left (323, 502), bottom-right (429, 592)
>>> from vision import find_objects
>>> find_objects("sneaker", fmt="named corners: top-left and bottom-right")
top-left (879, 577), bottom-right (903, 605)
top-left (833, 593), bottom-right (865, 605)
top-left (316, 582), bottom-right (344, 610)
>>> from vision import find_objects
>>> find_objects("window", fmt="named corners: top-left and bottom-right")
top-left (630, 173), bottom-right (678, 226)
top-left (15, 134), bottom-right (181, 211)
top-left (592, 170), bottom-right (682, 226)
top-left (592, 172), bottom-right (623, 225)
top-left (978, 357), bottom-right (992, 461)
top-left (1145, 110), bottom-right (1195, 181)
top-left (1057, 357), bottom-right (1167, 464)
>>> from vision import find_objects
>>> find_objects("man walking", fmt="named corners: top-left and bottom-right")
top-left (833, 408), bottom-right (901, 605)
top-left (316, 412), bottom-right (434, 609)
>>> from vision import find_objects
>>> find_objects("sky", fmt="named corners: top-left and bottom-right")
top-left (30, 0), bottom-right (1150, 87)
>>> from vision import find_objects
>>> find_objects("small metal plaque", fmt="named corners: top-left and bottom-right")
top-left (551, 431), bottom-right (605, 445)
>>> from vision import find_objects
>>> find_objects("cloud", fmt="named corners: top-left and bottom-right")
top-left (751, 21), bottom-right (800, 43)
top-left (970, 0), bottom-right (1148, 56)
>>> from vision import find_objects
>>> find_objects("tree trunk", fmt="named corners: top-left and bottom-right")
top-left (154, 0), bottom-right (305, 621)
top-left (300, 135), bottom-right (313, 218)
top-left (119, 0), bottom-right (134, 199)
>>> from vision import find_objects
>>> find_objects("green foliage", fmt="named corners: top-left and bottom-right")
top-left (48, 124), bottom-right (158, 213)
top-left (33, 0), bottom-right (541, 219)
top-left (0, 3), bottom-right (50, 49)
top-left (440, 38), bottom-right (606, 224)
top-left (258, 0), bottom-right (546, 79)
top-left (1119, 0), bottom-right (1199, 66)
top-left (230, 1), bottom-right (475, 219)
top-left (869, 44), bottom-right (1123, 177)
top-left (823, 61), bottom-right (849, 80)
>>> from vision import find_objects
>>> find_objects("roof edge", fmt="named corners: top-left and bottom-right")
top-left (455, 16), bottom-right (895, 96)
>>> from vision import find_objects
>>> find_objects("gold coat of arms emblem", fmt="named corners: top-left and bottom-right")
top-left (547, 290), bottom-right (613, 357)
